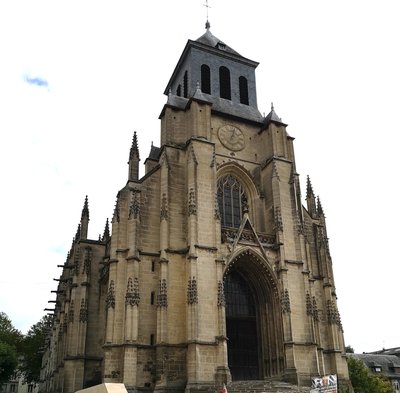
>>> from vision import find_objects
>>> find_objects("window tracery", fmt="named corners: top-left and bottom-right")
top-left (217, 175), bottom-right (247, 228)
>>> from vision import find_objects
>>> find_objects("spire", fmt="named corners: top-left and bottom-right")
top-left (129, 131), bottom-right (140, 161)
top-left (306, 176), bottom-right (317, 217)
top-left (306, 176), bottom-right (314, 199)
top-left (102, 218), bottom-right (110, 242)
top-left (80, 195), bottom-right (89, 240)
top-left (128, 131), bottom-right (140, 181)
top-left (81, 195), bottom-right (89, 219)
top-left (317, 196), bottom-right (325, 218)
top-left (75, 224), bottom-right (81, 242)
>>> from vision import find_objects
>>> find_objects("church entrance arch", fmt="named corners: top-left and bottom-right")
top-left (224, 250), bottom-right (284, 381)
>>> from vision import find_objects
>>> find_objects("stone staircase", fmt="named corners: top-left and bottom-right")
top-left (226, 381), bottom-right (310, 393)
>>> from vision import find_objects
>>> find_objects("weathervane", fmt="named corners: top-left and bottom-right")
top-left (204, 0), bottom-right (211, 29)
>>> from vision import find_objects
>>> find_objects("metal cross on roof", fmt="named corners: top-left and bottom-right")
top-left (204, 0), bottom-right (211, 29)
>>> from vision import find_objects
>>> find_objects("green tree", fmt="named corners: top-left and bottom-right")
top-left (19, 315), bottom-right (53, 383)
top-left (0, 312), bottom-right (22, 383)
top-left (0, 342), bottom-right (18, 384)
top-left (371, 374), bottom-right (395, 393)
top-left (347, 356), bottom-right (395, 393)
top-left (345, 345), bottom-right (355, 353)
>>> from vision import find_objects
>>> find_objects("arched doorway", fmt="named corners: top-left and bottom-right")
top-left (224, 251), bottom-right (285, 381)
top-left (225, 270), bottom-right (259, 380)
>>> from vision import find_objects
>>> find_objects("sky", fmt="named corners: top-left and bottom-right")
top-left (0, 0), bottom-right (399, 354)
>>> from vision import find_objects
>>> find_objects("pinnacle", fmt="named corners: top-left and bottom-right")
top-left (317, 196), bottom-right (325, 217)
top-left (263, 102), bottom-right (287, 127)
top-left (306, 176), bottom-right (314, 198)
top-left (75, 224), bottom-right (81, 241)
top-left (102, 218), bottom-right (110, 241)
top-left (81, 195), bottom-right (89, 219)
top-left (129, 131), bottom-right (140, 160)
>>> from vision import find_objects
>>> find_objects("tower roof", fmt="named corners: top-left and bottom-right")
top-left (263, 104), bottom-right (287, 127)
top-left (195, 28), bottom-right (241, 56)
top-left (164, 28), bottom-right (258, 96)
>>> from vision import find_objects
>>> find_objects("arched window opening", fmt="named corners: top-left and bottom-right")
top-left (183, 71), bottom-right (188, 98)
top-left (201, 64), bottom-right (211, 94)
top-left (217, 175), bottom-right (247, 228)
top-left (219, 66), bottom-right (231, 100)
top-left (176, 84), bottom-right (182, 96)
top-left (239, 76), bottom-right (249, 105)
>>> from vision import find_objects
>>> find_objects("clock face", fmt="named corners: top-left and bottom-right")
top-left (218, 125), bottom-right (245, 151)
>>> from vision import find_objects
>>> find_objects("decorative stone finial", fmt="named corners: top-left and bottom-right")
top-left (81, 195), bottom-right (89, 220)
top-left (129, 131), bottom-right (139, 160)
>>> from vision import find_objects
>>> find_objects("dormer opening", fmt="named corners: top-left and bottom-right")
top-left (217, 42), bottom-right (226, 50)
top-left (201, 64), bottom-right (211, 94)
top-left (176, 85), bottom-right (182, 96)
top-left (239, 76), bottom-right (249, 105)
top-left (219, 66), bottom-right (231, 100)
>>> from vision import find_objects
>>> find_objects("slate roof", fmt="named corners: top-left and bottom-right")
top-left (263, 104), bottom-right (287, 127)
top-left (370, 347), bottom-right (400, 356)
top-left (147, 144), bottom-right (161, 161)
top-left (195, 28), bottom-right (241, 57)
top-left (348, 353), bottom-right (400, 379)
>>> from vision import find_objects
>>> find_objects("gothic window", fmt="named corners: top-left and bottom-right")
top-left (217, 175), bottom-right (247, 228)
top-left (219, 66), bottom-right (231, 100)
top-left (183, 71), bottom-right (188, 98)
top-left (201, 64), bottom-right (211, 94)
top-left (176, 84), bottom-right (181, 96)
top-left (239, 76), bottom-right (249, 105)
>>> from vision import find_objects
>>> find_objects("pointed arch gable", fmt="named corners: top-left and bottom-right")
top-left (224, 248), bottom-right (279, 300)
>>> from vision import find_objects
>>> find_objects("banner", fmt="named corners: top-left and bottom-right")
top-left (311, 374), bottom-right (337, 393)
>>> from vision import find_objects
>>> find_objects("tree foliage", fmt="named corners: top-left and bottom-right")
top-left (19, 315), bottom-right (53, 383)
top-left (0, 312), bottom-right (22, 383)
top-left (345, 345), bottom-right (355, 353)
top-left (0, 342), bottom-right (18, 384)
top-left (348, 356), bottom-right (395, 393)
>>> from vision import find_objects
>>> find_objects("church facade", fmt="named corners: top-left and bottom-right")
top-left (40, 25), bottom-right (349, 393)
